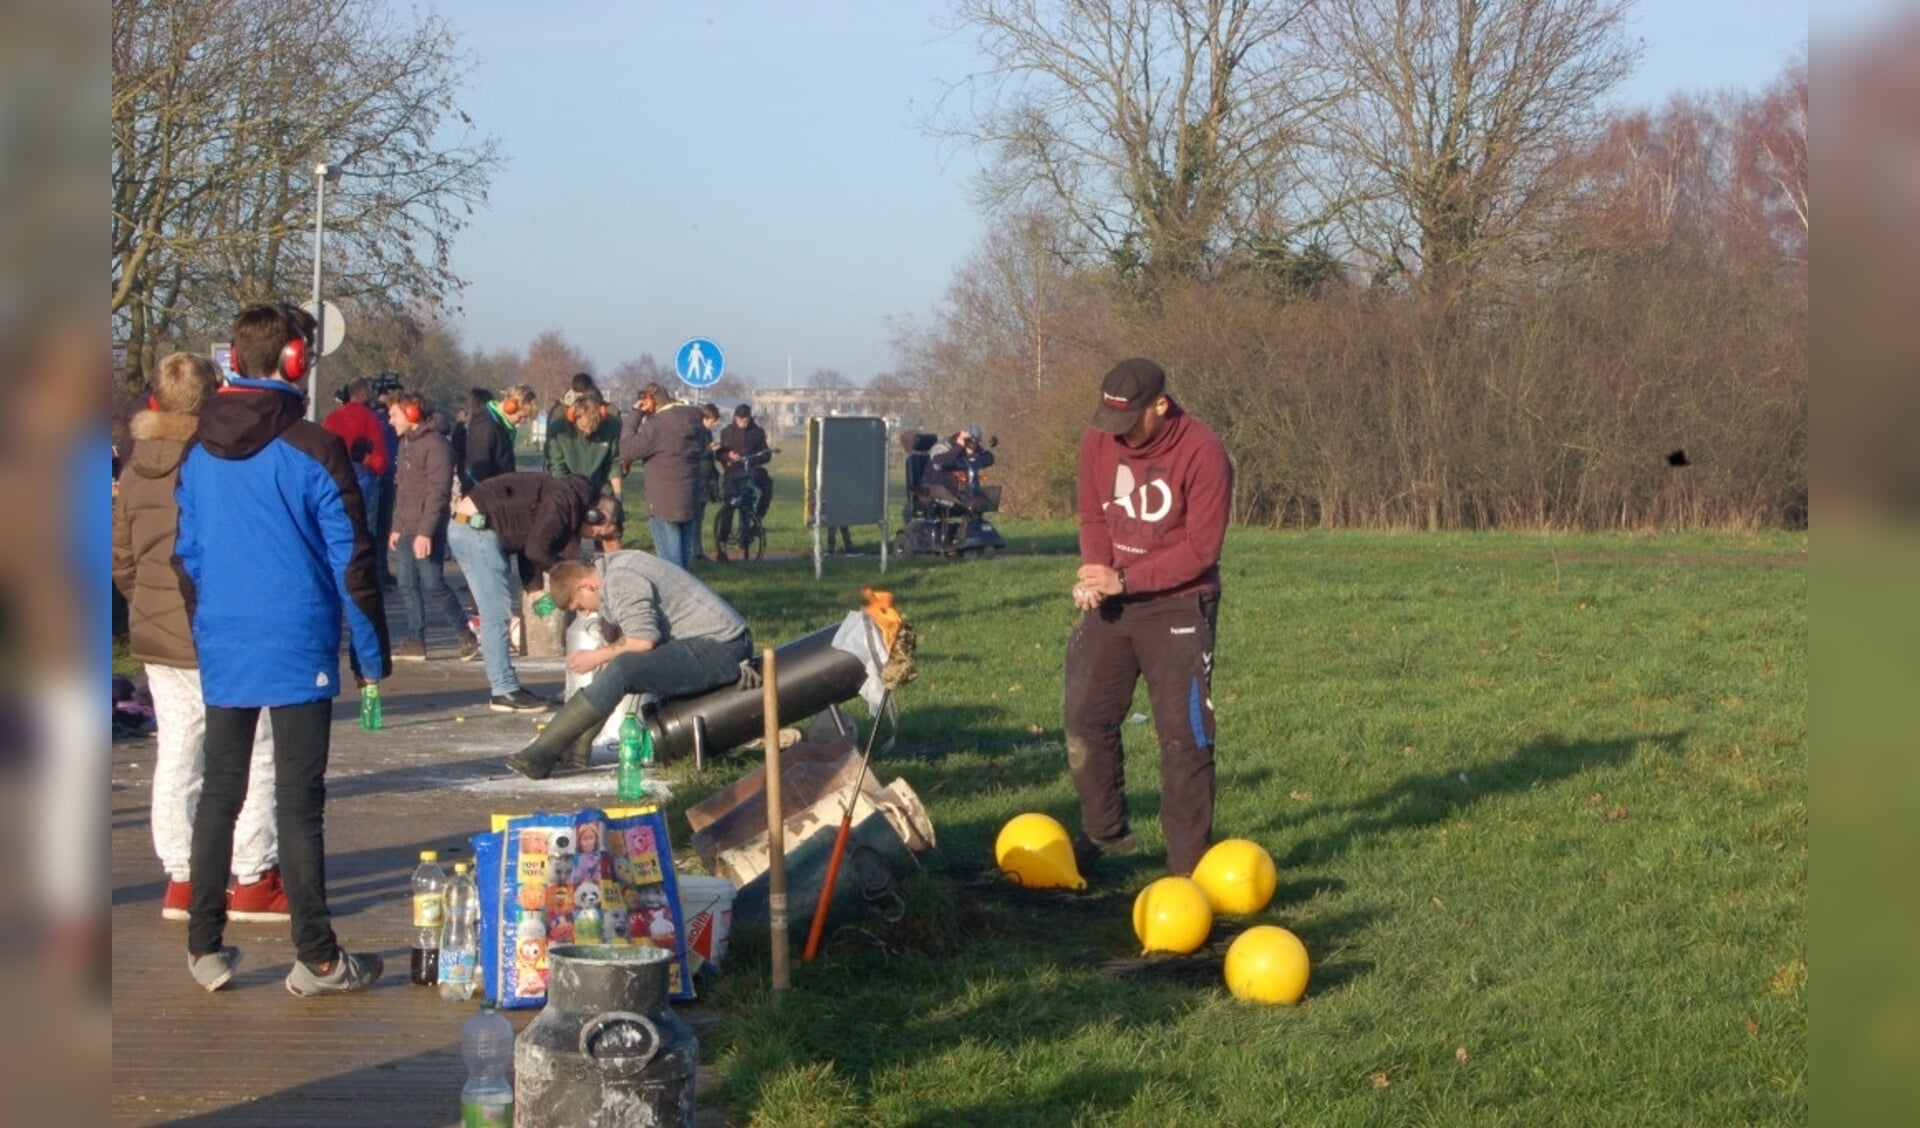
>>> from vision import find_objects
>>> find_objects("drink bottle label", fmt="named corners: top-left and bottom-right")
top-left (442, 947), bottom-right (476, 986)
top-left (414, 892), bottom-right (444, 928)
top-left (461, 1092), bottom-right (512, 1128)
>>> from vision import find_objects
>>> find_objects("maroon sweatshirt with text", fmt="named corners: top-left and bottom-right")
top-left (1076, 399), bottom-right (1233, 598)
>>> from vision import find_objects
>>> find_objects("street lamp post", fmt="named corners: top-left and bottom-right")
top-left (307, 161), bottom-right (342, 420)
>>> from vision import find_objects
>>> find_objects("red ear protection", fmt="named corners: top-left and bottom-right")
top-left (273, 305), bottom-right (313, 382)
top-left (401, 399), bottom-right (423, 424)
top-left (565, 402), bottom-right (579, 423)
top-left (279, 335), bottom-right (309, 381)
top-left (147, 395), bottom-right (160, 412)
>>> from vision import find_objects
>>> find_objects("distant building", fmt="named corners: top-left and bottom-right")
top-left (749, 387), bottom-right (906, 439)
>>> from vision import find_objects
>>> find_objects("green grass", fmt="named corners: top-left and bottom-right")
top-left (630, 463), bottom-right (1807, 1124)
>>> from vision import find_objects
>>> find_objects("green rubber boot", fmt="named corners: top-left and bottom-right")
top-left (506, 693), bottom-right (612, 780)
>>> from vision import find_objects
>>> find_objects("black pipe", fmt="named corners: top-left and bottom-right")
top-left (644, 625), bottom-right (867, 764)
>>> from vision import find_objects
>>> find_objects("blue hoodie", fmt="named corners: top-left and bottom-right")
top-left (173, 377), bottom-right (390, 706)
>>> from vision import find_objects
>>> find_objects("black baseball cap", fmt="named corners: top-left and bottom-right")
top-left (1089, 358), bottom-right (1167, 434)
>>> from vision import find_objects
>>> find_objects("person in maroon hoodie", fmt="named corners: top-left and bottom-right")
top-left (1064, 357), bottom-right (1233, 879)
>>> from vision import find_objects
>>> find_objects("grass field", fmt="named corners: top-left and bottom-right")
top-left (627, 465), bottom-right (1807, 1127)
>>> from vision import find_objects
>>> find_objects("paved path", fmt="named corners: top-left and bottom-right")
top-left (111, 608), bottom-right (730, 1125)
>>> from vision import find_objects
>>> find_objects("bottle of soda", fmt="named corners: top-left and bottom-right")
top-left (410, 850), bottom-right (447, 986)
top-left (574, 902), bottom-right (603, 944)
top-left (460, 1001), bottom-right (515, 1127)
top-left (440, 861), bottom-right (481, 1002)
top-left (360, 682), bottom-right (383, 730)
top-left (617, 709), bottom-right (645, 801)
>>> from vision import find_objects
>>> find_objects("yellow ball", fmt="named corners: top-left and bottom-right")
top-left (1131, 876), bottom-right (1213, 955)
top-left (1224, 925), bottom-right (1310, 1005)
top-left (995, 813), bottom-right (1085, 891)
top-left (1191, 838), bottom-right (1279, 916)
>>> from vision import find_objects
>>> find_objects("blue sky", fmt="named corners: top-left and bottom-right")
top-left (443, 1), bottom-right (1807, 388)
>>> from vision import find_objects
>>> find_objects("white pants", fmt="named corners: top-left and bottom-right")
top-left (145, 665), bottom-right (277, 882)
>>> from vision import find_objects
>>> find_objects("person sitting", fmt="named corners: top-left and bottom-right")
top-left (505, 551), bottom-right (754, 779)
top-left (444, 471), bottom-right (621, 712)
top-left (920, 427), bottom-right (996, 535)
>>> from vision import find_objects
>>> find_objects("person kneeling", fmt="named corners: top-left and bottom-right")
top-left (506, 551), bottom-right (754, 779)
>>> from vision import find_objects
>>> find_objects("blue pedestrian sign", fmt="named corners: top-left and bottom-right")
top-left (675, 337), bottom-right (725, 387)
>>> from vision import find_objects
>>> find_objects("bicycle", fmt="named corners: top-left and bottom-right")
top-left (712, 478), bottom-right (766, 562)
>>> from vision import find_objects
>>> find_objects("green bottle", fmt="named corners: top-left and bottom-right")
top-left (360, 683), bottom-right (383, 731)
top-left (616, 710), bottom-right (644, 801)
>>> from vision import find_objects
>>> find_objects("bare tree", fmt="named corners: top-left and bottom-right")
top-left (1310, 0), bottom-right (1640, 291)
top-left (809, 368), bottom-right (853, 389)
top-left (519, 330), bottom-right (595, 410)
top-left (934, 0), bottom-right (1335, 285)
top-left (112, 0), bottom-right (500, 384)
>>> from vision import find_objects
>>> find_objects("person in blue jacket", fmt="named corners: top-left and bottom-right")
top-left (173, 302), bottom-right (391, 997)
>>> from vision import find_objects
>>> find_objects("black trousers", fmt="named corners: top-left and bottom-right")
top-left (1063, 589), bottom-right (1220, 875)
top-left (189, 699), bottom-right (339, 966)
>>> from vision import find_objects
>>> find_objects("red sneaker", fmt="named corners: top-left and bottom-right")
top-left (228, 868), bottom-right (292, 922)
top-left (162, 879), bottom-right (191, 922)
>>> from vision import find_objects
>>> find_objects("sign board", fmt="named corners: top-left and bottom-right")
top-left (806, 415), bottom-right (890, 527)
top-left (300, 299), bottom-right (347, 355)
top-left (210, 343), bottom-right (238, 381)
top-left (675, 337), bottom-right (724, 387)
top-left (805, 415), bottom-right (891, 578)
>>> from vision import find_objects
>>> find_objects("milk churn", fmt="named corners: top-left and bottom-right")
top-left (515, 944), bottom-right (698, 1127)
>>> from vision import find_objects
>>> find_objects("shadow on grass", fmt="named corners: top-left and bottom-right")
top-left (1269, 731), bottom-right (1684, 869)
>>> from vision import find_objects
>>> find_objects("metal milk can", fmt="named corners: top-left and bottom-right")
top-left (515, 944), bottom-right (699, 1127)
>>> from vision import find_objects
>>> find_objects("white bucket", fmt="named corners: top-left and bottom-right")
top-left (675, 875), bottom-right (737, 975)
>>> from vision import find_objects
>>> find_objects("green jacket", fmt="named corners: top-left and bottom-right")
top-left (544, 406), bottom-right (622, 497)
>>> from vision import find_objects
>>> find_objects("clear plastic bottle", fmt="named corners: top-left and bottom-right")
top-left (460, 1001), bottom-right (514, 1127)
top-left (439, 861), bottom-right (481, 1001)
top-left (410, 850), bottom-right (447, 986)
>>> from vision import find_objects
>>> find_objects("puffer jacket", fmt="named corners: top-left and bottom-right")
top-left (621, 402), bottom-right (706, 523)
top-left (111, 410), bottom-right (201, 668)
top-left (392, 410), bottom-right (457, 539)
top-left (174, 377), bottom-right (390, 705)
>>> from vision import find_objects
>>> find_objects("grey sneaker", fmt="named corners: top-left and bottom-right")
top-left (189, 946), bottom-right (241, 992)
top-left (490, 689), bottom-right (549, 713)
top-left (285, 949), bottom-right (384, 997)
top-left (393, 639), bottom-right (428, 662)
top-left (456, 633), bottom-right (482, 662)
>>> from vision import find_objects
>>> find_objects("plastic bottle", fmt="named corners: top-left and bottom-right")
top-left (360, 682), bottom-right (383, 730)
top-left (460, 1001), bottom-right (515, 1127)
top-left (410, 850), bottom-right (447, 986)
top-left (617, 709), bottom-right (645, 801)
top-left (440, 861), bottom-right (480, 1001)
top-left (574, 902), bottom-right (603, 944)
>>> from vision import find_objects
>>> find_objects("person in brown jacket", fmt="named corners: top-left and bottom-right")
top-left (110, 353), bottom-right (288, 924)
top-left (387, 391), bottom-right (480, 662)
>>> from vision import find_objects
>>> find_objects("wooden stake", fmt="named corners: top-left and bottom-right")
top-left (762, 647), bottom-right (790, 1005)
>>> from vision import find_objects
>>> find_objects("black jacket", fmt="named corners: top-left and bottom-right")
top-left (466, 472), bottom-right (597, 583)
top-left (461, 405), bottom-right (518, 487)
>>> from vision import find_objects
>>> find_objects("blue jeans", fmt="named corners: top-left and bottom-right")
top-left (648, 516), bottom-right (698, 570)
top-left (581, 633), bottom-right (754, 715)
top-left (394, 531), bottom-right (469, 645)
top-left (446, 520), bottom-right (521, 696)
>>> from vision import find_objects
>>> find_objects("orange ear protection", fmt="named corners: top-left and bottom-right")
top-left (500, 393), bottom-right (522, 416)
